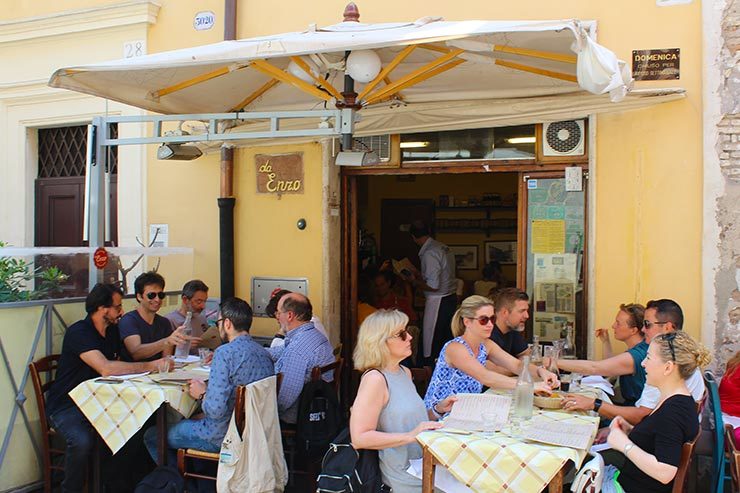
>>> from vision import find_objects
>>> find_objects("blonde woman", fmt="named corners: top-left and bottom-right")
top-left (424, 295), bottom-right (558, 411)
top-left (605, 331), bottom-right (711, 492)
top-left (351, 310), bottom-right (456, 493)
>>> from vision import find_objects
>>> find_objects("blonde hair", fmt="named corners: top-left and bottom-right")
top-left (653, 331), bottom-right (712, 379)
top-left (353, 309), bottom-right (409, 372)
top-left (450, 295), bottom-right (494, 337)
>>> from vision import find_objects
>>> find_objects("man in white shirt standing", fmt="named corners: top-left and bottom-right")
top-left (409, 220), bottom-right (457, 364)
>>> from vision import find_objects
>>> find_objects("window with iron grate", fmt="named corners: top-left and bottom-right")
top-left (37, 124), bottom-right (118, 178)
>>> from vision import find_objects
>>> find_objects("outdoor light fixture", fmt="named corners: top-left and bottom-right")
top-left (287, 56), bottom-right (320, 83)
top-left (506, 137), bottom-right (536, 144)
top-left (157, 143), bottom-right (203, 160)
top-left (335, 150), bottom-right (380, 166)
top-left (399, 141), bottom-right (430, 149)
top-left (346, 49), bottom-right (382, 83)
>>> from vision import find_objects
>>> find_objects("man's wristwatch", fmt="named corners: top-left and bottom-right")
top-left (593, 398), bottom-right (603, 413)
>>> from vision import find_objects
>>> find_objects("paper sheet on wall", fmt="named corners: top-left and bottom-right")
top-left (443, 393), bottom-right (512, 432)
top-left (522, 416), bottom-right (594, 450)
top-left (531, 220), bottom-right (565, 253)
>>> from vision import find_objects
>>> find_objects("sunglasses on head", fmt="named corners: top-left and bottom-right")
top-left (388, 328), bottom-right (410, 341)
top-left (642, 320), bottom-right (668, 329)
top-left (663, 332), bottom-right (677, 362)
top-left (145, 292), bottom-right (166, 300)
top-left (467, 315), bottom-right (495, 326)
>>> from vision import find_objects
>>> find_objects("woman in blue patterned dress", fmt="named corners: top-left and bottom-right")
top-left (424, 295), bottom-right (559, 411)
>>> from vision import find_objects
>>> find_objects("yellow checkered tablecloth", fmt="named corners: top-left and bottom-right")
top-left (69, 378), bottom-right (200, 454)
top-left (416, 411), bottom-right (599, 493)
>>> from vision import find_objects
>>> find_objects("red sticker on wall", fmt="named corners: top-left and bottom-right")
top-left (93, 247), bottom-right (109, 269)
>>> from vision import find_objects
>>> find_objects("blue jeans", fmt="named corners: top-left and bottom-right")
top-left (143, 419), bottom-right (220, 465)
top-left (49, 406), bottom-right (95, 493)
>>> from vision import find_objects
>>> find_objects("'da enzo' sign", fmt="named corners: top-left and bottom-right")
top-left (256, 153), bottom-right (304, 195)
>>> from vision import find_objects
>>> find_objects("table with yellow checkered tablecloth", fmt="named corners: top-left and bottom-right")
top-left (69, 377), bottom-right (200, 454)
top-left (416, 410), bottom-right (599, 493)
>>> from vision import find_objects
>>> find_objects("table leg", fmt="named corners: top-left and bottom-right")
top-left (156, 403), bottom-right (167, 466)
top-left (422, 446), bottom-right (436, 493)
top-left (548, 463), bottom-right (567, 493)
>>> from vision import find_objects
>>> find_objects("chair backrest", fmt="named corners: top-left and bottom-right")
top-left (235, 375), bottom-right (280, 435)
top-left (704, 370), bottom-right (726, 493)
top-left (725, 424), bottom-right (740, 492)
top-left (672, 428), bottom-right (701, 493)
top-left (333, 343), bottom-right (343, 360)
top-left (29, 355), bottom-right (61, 436)
top-left (409, 366), bottom-right (433, 399)
top-left (311, 358), bottom-right (343, 394)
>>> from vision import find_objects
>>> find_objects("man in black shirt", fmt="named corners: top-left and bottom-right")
top-left (46, 284), bottom-right (166, 493)
top-left (489, 288), bottom-right (531, 375)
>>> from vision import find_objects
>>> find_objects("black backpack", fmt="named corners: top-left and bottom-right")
top-left (295, 377), bottom-right (344, 458)
top-left (133, 465), bottom-right (184, 493)
top-left (316, 427), bottom-right (383, 493)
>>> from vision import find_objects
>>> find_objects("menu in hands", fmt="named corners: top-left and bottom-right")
top-left (443, 393), bottom-right (512, 432)
top-left (521, 416), bottom-right (595, 450)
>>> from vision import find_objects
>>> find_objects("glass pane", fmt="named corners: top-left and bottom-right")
top-left (400, 125), bottom-right (535, 161)
top-left (525, 178), bottom-right (585, 345)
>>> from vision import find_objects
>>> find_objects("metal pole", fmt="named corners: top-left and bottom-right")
top-left (88, 117), bottom-right (106, 290)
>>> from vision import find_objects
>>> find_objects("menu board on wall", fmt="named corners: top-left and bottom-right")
top-left (533, 253), bottom-right (577, 341)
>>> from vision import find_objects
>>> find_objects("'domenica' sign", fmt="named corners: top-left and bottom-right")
top-left (256, 153), bottom-right (304, 195)
top-left (632, 48), bottom-right (680, 81)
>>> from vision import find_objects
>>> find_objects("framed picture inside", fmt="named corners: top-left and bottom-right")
top-left (449, 245), bottom-right (479, 270)
top-left (484, 241), bottom-right (517, 265)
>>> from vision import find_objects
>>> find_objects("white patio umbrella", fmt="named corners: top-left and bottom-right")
top-left (49, 17), bottom-right (633, 116)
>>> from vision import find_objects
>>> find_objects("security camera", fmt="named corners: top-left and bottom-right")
top-left (156, 143), bottom-right (203, 160)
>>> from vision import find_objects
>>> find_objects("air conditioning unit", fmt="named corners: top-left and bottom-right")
top-left (542, 120), bottom-right (586, 157)
top-left (353, 135), bottom-right (391, 162)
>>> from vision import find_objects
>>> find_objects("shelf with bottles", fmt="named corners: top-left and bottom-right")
top-left (435, 193), bottom-right (517, 236)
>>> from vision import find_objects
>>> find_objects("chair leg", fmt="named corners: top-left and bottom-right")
top-left (177, 449), bottom-right (187, 476)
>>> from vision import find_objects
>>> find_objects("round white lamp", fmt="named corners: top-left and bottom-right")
top-left (287, 56), bottom-right (319, 83)
top-left (346, 50), bottom-right (382, 83)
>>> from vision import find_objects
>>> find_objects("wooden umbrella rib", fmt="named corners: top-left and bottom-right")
top-left (288, 56), bottom-right (343, 100)
top-left (250, 59), bottom-right (333, 101)
top-left (494, 59), bottom-right (577, 83)
top-left (152, 64), bottom-right (249, 99)
top-left (357, 44), bottom-right (417, 101)
top-left (231, 78), bottom-right (281, 111)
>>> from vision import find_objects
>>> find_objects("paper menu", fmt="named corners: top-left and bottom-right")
top-left (521, 417), bottom-right (594, 450)
top-left (199, 325), bottom-right (222, 350)
top-left (442, 393), bottom-right (512, 432)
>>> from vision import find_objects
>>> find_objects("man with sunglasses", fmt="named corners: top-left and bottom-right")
top-left (119, 271), bottom-right (187, 362)
top-left (563, 299), bottom-right (705, 427)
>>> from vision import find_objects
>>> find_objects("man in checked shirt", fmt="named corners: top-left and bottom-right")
top-left (267, 292), bottom-right (334, 424)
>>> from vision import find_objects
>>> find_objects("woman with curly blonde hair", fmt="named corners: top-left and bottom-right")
top-left (351, 309), bottom-right (456, 493)
top-left (606, 330), bottom-right (711, 492)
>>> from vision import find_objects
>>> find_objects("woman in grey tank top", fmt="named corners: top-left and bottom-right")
top-left (350, 310), bottom-right (457, 492)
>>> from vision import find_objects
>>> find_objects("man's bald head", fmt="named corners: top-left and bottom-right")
top-left (278, 292), bottom-right (313, 322)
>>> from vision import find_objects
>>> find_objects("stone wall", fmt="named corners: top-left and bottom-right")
top-left (716, 0), bottom-right (740, 372)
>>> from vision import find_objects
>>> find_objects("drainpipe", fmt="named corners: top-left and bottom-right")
top-left (219, 0), bottom-right (237, 300)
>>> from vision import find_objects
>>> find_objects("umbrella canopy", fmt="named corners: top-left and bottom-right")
top-left (49, 17), bottom-right (631, 116)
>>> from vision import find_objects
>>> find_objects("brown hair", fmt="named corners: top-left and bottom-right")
top-left (619, 303), bottom-right (645, 329)
top-left (653, 331), bottom-right (712, 380)
top-left (493, 288), bottom-right (528, 314)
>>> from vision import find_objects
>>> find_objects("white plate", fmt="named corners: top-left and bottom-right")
top-left (173, 355), bottom-right (200, 364)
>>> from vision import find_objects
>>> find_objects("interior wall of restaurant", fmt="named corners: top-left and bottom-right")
top-left (229, 0), bottom-right (704, 350)
top-left (360, 173), bottom-right (519, 284)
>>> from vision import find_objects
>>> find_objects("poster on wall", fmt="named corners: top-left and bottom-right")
top-left (533, 253), bottom-right (577, 341)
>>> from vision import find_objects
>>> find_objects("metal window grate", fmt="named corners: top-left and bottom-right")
top-left (38, 124), bottom-right (118, 178)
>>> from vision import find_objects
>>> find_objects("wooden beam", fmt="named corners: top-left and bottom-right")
top-left (289, 56), bottom-right (343, 100)
top-left (250, 59), bottom-right (333, 101)
top-left (230, 78), bottom-right (281, 111)
top-left (493, 45), bottom-right (577, 64)
top-left (357, 45), bottom-right (417, 100)
top-left (364, 49), bottom-right (464, 105)
top-left (495, 59), bottom-right (577, 83)
top-left (152, 64), bottom-right (249, 99)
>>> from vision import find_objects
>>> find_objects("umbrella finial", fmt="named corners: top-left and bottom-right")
top-left (343, 2), bottom-right (360, 22)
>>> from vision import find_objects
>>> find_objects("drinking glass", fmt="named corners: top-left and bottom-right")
top-left (198, 348), bottom-right (212, 365)
top-left (482, 412), bottom-right (499, 435)
top-left (157, 356), bottom-right (173, 374)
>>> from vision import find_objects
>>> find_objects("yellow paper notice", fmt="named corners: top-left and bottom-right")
top-left (532, 220), bottom-right (565, 253)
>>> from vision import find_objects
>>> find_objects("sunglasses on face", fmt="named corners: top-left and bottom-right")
top-left (642, 320), bottom-right (668, 329)
top-left (145, 292), bottom-right (166, 300)
top-left (388, 328), bottom-right (410, 341)
top-left (468, 315), bottom-right (495, 326)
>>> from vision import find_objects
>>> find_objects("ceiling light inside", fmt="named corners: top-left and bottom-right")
top-left (399, 141), bottom-right (430, 149)
top-left (506, 137), bottom-right (536, 144)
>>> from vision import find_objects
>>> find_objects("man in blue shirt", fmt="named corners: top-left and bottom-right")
top-left (268, 293), bottom-right (334, 424)
top-left (144, 297), bottom-right (274, 462)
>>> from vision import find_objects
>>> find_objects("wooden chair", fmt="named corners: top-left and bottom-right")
top-left (29, 354), bottom-right (64, 493)
top-left (724, 425), bottom-right (740, 493)
top-left (672, 428), bottom-right (701, 493)
top-left (410, 366), bottom-right (433, 399)
top-left (282, 358), bottom-right (343, 487)
top-left (332, 343), bottom-right (343, 360)
top-left (177, 385), bottom-right (247, 485)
